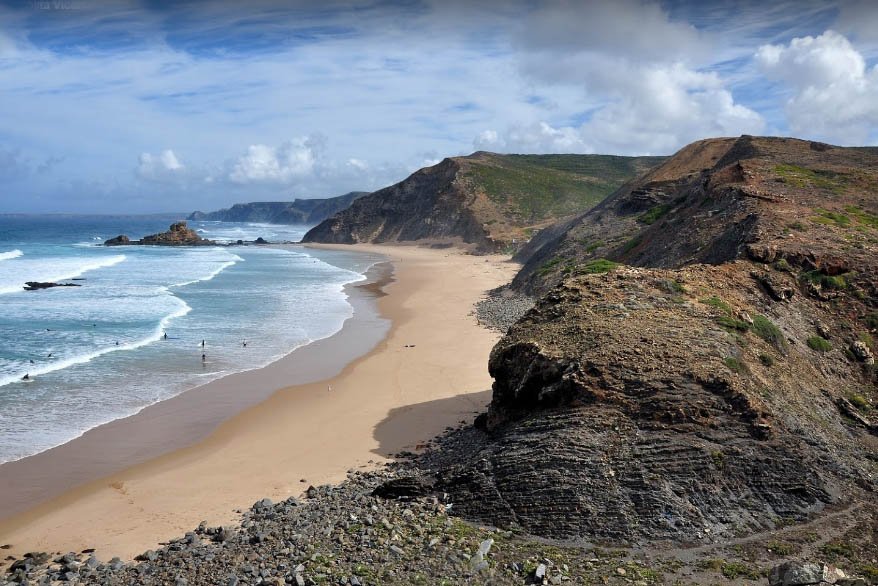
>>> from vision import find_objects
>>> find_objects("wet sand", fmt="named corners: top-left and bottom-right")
top-left (0, 244), bottom-right (517, 562)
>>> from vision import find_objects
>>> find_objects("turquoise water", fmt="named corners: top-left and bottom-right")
top-left (0, 216), bottom-right (382, 464)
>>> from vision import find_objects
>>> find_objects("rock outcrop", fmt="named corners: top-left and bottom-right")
top-left (417, 136), bottom-right (878, 545)
top-left (188, 191), bottom-right (367, 225)
top-left (303, 152), bottom-right (664, 252)
top-left (105, 221), bottom-right (215, 246)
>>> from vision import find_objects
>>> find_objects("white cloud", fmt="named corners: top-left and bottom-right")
top-left (347, 158), bottom-right (368, 171)
top-left (480, 60), bottom-right (764, 155)
top-left (228, 138), bottom-right (321, 184)
top-left (138, 149), bottom-right (185, 180)
top-left (756, 30), bottom-right (878, 144)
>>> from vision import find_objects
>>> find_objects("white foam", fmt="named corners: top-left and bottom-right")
top-left (0, 295), bottom-right (191, 389)
top-left (0, 249), bottom-right (23, 261)
top-left (169, 252), bottom-right (243, 289)
top-left (0, 254), bottom-right (126, 295)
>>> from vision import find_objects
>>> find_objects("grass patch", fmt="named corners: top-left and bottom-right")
top-left (752, 315), bottom-right (788, 352)
top-left (844, 205), bottom-right (878, 229)
top-left (802, 270), bottom-right (849, 290)
top-left (788, 221), bottom-right (806, 231)
top-left (807, 336), bottom-right (832, 352)
top-left (622, 235), bottom-right (642, 253)
top-left (812, 208), bottom-right (851, 227)
top-left (775, 164), bottom-right (847, 191)
top-left (759, 353), bottom-right (775, 367)
top-left (584, 240), bottom-right (604, 253)
top-left (717, 316), bottom-right (750, 331)
top-left (638, 204), bottom-right (672, 225)
top-left (464, 154), bottom-right (665, 224)
top-left (766, 541), bottom-right (797, 556)
top-left (537, 257), bottom-right (563, 276)
top-left (724, 357), bottom-right (747, 374)
top-left (847, 392), bottom-right (870, 412)
top-left (865, 312), bottom-right (878, 330)
top-left (582, 259), bottom-right (620, 274)
top-left (821, 541), bottom-right (854, 561)
top-left (701, 296), bottom-right (732, 315)
top-left (773, 258), bottom-right (794, 273)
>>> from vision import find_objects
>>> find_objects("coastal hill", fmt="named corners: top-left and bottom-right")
top-left (188, 191), bottom-right (367, 225)
top-left (413, 136), bottom-right (877, 549)
top-left (302, 152), bottom-right (665, 252)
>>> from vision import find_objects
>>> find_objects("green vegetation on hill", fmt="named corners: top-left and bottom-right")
top-left (463, 154), bottom-right (665, 224)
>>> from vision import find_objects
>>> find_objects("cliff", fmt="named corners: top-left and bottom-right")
top-left (105, 221), bottom-right (215, 246)
top-left (302, 152), bottom-right (664, 252)
top-left (188, 192), bottom-right (367, 225)
top-left (412, 136), bottom-right (877, 545)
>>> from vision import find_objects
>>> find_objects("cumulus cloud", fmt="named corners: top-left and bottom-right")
top-left (229, 137), bottom-right (321, 184)
top-left (756, 30), bottom-right (878, 144)
top-left (481, 60), bottom-right (764, 155)
top-left (138, 149), bottom-right (185, 180)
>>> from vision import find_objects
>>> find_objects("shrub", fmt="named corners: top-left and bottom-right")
top-left (582, 258), bottom-right (620, 274)
top-left (701, 295), bottom-right (732, 315)
top-left (724, 357), bottom-right (747, 374)
top-left (807, 336), bottom-right (832, 352)
top-left (865, 312), bottom-right (878, 330)
top-left (639, 204), bottom-right (672, 225)
top-left (717, 316), bottom-right (750, 331)
top-left (759, 353), bottom-right (775, 367)
top-left (848, 393), bottom-right (870, 411)
top-left (752, 315), bottom-right (788, 352)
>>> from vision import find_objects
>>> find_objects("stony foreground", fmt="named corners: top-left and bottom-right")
top-left (3, 446), bottom-right (876, 585)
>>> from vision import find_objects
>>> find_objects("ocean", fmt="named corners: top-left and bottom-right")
top-left (0, 215), bottom-right (382, 465)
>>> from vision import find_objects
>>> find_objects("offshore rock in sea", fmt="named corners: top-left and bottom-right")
top-left (105, 222), bottom-right (215, 246)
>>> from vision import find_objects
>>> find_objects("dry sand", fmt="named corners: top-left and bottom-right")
top-left (0, 244), bottom-right (517, 562)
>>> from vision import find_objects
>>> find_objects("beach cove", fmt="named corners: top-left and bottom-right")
top-left (0, 244), bottom-right (518, 563)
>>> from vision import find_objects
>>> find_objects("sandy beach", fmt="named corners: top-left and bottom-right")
top-left (0, 244), bottom-right (517, 563)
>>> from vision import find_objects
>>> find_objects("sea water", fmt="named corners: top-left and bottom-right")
top-left (0, 215), bottom-right (381, 464)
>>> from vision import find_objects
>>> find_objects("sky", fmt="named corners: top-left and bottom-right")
top-left (1, 0), bottom-right (877, 214)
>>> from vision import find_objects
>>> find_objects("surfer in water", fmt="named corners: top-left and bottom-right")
top-left (22, 373), bottom-right (29, 381)
top-left (201, 339), bottom-right (205, 348)
top-left (201, 353), bottom-right (206, 363)
top-left (163, 332), bottom-right (168, 340)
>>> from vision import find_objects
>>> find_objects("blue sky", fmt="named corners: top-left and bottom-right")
top-left (1, 0), bottom-right (877, 214)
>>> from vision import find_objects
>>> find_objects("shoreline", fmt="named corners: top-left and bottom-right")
top-left (0, 250), bottom-right (392, 522)
top-left (0, 244), bottom-right (518, 563)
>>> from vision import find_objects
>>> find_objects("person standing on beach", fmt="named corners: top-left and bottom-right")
top-left (201, 339), bottom-right (205, 347)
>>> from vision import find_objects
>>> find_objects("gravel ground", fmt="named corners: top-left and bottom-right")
top-left (473, 287), bottom-right (535, 333)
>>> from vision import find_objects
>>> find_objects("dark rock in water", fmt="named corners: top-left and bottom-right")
top-left (104, 234), bottom-right (130, 246)
top-left (236, 239), bottom-right (244, 245)
top-left (372, 476), bottom-right (434, 499)
top-left (24, 281), bottom-right (81, 291)
top-left (104, 222), bottom-right (215, 247)
top-left (253, 237), bottom-right (268, 244)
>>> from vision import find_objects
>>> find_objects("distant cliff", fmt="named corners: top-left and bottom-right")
top-left (188, 192), bottom-right (367, 225)
top-left (302, 153), bottom-right (665, 252)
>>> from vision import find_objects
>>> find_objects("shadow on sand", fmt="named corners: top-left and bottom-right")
top-left (371, 390), bottom-right (491, 458)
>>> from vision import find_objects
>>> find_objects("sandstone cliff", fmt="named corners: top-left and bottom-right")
top-left (302, 153), bottom-right (664, 252)
top-left (188, 192), bottom-right (367, 225)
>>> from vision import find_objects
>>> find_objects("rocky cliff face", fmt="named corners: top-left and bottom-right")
top-left (188, 192), bottom-right (367, 225)
top-left (512, 135), bottom-right (878, 295)
top-left (417, 136), bottom-right (877, 545)
top-left (303, 153), bottom-right (664, 252)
